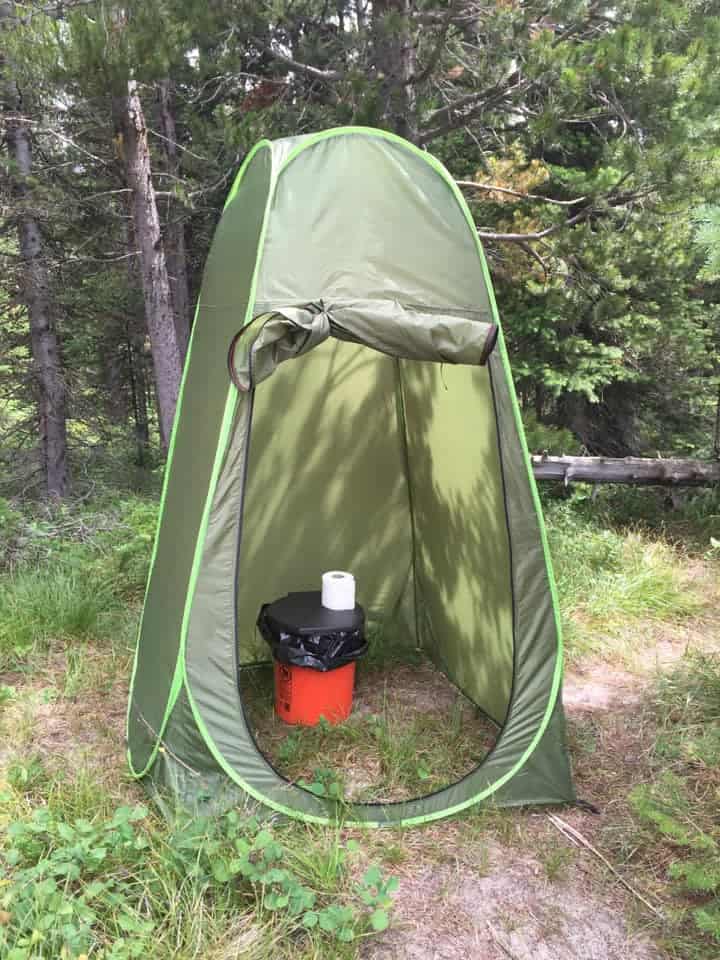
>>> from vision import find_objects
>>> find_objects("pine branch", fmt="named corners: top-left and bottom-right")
top-left (477, 209), bottom-right (588, 242)
top-left (263, 47), bottom-right (344, 82)
top-left (457, 180), bottom-right (588, 206)
top-left (418, 76), bottom-right (528, 143)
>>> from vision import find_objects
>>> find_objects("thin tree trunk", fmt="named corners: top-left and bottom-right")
top-left (3, 3), bottom-right (70, 497)
top-left (115, 79), bottom-right (181, 449)
top-left (355, 0), bottom-right (366, 29)
top-left (101, 319), bottom-right (127, 424)
top-left (373, 0), bottom-right (417, 140)
top-left (124, 213), bottom-right (150, 464)
top-left (127, 327), bottom-right (150, 466)
top-left (157, 78), bottom-right (190, 361)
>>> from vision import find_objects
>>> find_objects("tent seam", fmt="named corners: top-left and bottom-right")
top-left (394, 360), bottom-right (421, 647)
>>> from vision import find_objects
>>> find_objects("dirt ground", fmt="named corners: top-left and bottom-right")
top-left (364, 848), bottom-right (660, 960)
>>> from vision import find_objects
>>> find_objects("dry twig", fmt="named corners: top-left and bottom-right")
top-left (547, 813), bottom-right (664, 919)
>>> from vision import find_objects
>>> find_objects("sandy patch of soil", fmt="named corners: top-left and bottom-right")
top-left (564, 596), bottom-right (720, 714)
top-left (364, 842), bottom-right (660, 960)
top-left (563, 669), bottom-right (643, 712)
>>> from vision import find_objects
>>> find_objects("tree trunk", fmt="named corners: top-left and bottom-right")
top-left (127, 327), bottom-right (150, 466)
top-left (372, 0), bottom-right (417, 140)
top-left (124, 213), bottom-right (151, 465)
top-left (3, 9), bottom-right (70, 497)
top-left (101, 318), bottom-right (127, 424)
top-left (116, 79), bottom-right (182, 448)
top-left (157, 78), bottom-right (190, 361)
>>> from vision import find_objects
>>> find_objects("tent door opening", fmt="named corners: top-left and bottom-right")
top-left (233, 317), bottom-right (516, 801)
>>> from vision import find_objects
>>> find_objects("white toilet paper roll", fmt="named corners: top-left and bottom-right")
top-left (321, 571), bottom-right (356, 610)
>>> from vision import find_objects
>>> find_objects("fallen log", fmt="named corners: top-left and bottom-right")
top-left (530, 454), bottom-right (720, 486)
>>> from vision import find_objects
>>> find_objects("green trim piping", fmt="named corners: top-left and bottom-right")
top-left (126, 140), bottom-right (273, 779)
top-left (175, 126), bottom-right (566, 827)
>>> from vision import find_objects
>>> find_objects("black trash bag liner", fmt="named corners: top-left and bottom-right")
top-left (257, 591), bottom-right (367, 672)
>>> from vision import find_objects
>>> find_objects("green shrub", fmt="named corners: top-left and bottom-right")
top-left (521, 411), bottom-right (577, 455)
top-left (101, 499), bottom-right (157, 599)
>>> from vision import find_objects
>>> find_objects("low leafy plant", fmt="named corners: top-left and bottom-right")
top-left (0, 803), bottom-right (155, 959)
top-left (356, 865), bottom-right (399, 932)
top-left (0, 795), bottom-right (398, 959)
top-left (5, 755), bottom-right (50, 795)
top-left (299, 765), bottom-right (346, 801)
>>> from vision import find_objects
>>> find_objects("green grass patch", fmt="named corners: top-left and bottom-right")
top-left (541, 484), bottom-right (720, 554)
top-left (0, 495), bottom-right (153, 673)
top-left (0, 569), bottom-right (115, 666)
top-left (546, 502), bottom-right (703, 661)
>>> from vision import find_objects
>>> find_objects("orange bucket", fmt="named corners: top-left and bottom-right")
top-left (273, 661), bottom-right (356, 726)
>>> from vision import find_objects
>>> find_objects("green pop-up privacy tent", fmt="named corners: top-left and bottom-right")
top-left (127, 126), bottom-right (575, 825)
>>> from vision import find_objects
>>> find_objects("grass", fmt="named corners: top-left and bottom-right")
top-left (542, 483), bottom-right (720, 553)
top-left (546, 499), bottom-right (706, 662)
top-left (0, 494), bottom-right (402, 959)
top-left (0, 494), bottom-right (150, 673)
top-left (563, 649), bottom-right (720, 960)
top-left (240, 655), bottom-right (498, 803)
top-left (0, 486), bottom-right (719, 958)
top-left (0, 569), bottom-right (119, 667)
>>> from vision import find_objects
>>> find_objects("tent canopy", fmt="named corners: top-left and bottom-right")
top-left (126, 127), bottom-right (575, 826)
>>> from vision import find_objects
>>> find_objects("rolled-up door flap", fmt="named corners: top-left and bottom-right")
top-left (228, 299), bottom-right (498, 390)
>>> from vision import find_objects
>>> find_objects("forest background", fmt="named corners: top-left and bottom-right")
top-left (2, 0), bottom-right (720, 499)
